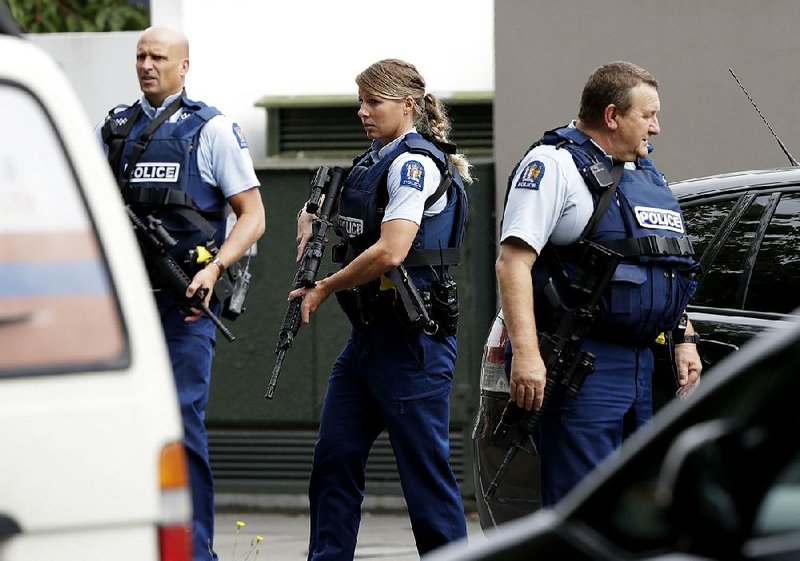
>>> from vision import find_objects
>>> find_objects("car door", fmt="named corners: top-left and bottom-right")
top-left (682, 186), bottom-right (800, 370)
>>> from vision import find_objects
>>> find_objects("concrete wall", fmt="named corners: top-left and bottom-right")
top-left (31, 31), bottom-right (140, 130)
top-left (495, 0), bottom-right (800, 214)
top-left (30, 0), bottom-right (494, 160)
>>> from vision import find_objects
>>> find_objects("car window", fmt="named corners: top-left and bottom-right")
top-left (685, 193), bottom-right (800, 314)
top-left (754, 450), bottom-right (800, 534)
top-left (745, 193), bottom-right (800, 314)
top-left (684, 198), bottom-right (746, 309)
top-left (0, 83), bottom-right (126, 376)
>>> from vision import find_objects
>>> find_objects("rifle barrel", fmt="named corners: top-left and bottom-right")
top-left (266, 351), bottom-right (286, 399)
top-left (200, 301), bottom-right (235, 342)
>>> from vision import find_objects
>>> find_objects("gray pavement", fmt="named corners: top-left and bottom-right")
top-left (214, 509), bottom-right (485, 561)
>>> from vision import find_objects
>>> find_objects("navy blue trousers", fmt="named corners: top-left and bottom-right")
top-left (537, 338), bottom-right (653, 506)
top-left (307, 324), bottom-right (467, 560)
top-left (159, 294), bottom-right (218, 561)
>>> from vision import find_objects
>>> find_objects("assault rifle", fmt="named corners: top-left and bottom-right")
top-left (484, 241), bottom-right (621, 499)
top-left (266, 166), bottom-right (346, 399)
top-left (126, 206), bottom-right (236, 342)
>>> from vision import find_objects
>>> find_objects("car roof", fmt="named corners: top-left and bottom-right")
top-left (671, 166), bottom-right (800, 202)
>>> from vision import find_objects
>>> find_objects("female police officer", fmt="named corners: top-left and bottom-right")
top-left (291, 59), bottom-right (471, 560)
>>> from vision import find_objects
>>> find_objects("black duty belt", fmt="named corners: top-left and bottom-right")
top-left (598, 235), bottom-right (694, 257)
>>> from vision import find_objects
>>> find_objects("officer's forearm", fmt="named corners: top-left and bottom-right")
top-left (496, 242), bottom-right (539, 361)
top-left (213, 188), bottom-right (265, 272)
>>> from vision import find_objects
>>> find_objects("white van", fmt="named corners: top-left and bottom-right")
top-left (0, 21), bottom-right (191, 561)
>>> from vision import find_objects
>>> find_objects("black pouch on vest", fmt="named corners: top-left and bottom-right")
top-left (428, 274), bottom-right (459, 337)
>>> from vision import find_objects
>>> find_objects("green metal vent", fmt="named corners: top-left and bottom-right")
top-left (256, 93), bottom-right (493, 158)
top-left (208, 427), bottom-right (467, 495)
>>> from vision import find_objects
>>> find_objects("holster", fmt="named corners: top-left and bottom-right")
top-left (335, 284), bottom-right (376, 330)
top-left (335, 267), bottom-right (438, 334)
top-left (217, 261), bottom-right (251, 320)
top-left (384, 266), bottom-right (435, 333)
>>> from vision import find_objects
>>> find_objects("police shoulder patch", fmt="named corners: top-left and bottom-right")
top-left (399, 160), bottom-right (425, 191)
top-left (232, 123), bottom-right (248, 149)
top-left (516, 160), bottom-right (545, 190)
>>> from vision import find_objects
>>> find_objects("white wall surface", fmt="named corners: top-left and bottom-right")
top-left (31, 0), bottom-right (494, 161)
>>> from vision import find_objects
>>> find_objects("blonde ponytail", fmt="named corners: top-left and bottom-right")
top-left (356, 59), bottom-right (473, 184)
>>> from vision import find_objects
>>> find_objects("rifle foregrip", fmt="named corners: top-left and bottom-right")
top-left (157, 254), bottom-right (192, 287)
top-left (279, 298), bottom-right (302, 335)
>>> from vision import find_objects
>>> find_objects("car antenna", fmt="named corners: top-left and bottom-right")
top-left (729, 67), bottom-right (799, 166)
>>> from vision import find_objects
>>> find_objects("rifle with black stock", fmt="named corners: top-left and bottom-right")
top-left (266, 165), bottom-right (346, 400)
top-left (125, 206), bottom-right (236, 342)
top-left (484, 241), bottom-right (621, 499)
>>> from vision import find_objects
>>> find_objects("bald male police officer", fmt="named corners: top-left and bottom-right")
top-left (496, 61), bottom-right (702, 506)
top-left (95, 26), bottom-right (265, 560)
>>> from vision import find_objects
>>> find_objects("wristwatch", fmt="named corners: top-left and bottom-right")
top-left (209, 256), bottom-right (226, 275)
top-left (677, 333), bottom-right (700, 345)
top-left (672, 311), bottom-right (690, 339)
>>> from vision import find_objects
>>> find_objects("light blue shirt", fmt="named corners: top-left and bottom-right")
top-left (371, 129), bottom-right (447, 225)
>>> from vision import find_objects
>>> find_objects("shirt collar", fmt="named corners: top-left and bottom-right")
top-left (568, 120), bottom-right (635, 168)
top-left (370, 127), bottom-right (417, 161)
top-left (140, 91), bottom-right (184, 120)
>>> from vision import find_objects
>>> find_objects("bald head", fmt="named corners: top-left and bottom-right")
top-left (139, 26), bottom-right (189, 58)
top-left (136, 26), bottom-right (190, 107)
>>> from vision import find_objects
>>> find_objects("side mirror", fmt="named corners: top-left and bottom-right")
top-left (655, 420), bottom-right (748, 556)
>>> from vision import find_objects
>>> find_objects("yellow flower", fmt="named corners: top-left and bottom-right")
top-left (256, 535), bottom-right (264, 542)
top-left (236, 520), bottom-right (246, 529)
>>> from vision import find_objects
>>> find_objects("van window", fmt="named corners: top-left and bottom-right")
top-left (0, 83), bottom-right (126, 376)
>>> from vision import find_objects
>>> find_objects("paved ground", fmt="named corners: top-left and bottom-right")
top-left (214, 509), bottom-right (485, 561)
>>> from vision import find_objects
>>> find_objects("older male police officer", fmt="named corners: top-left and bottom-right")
top-left (95, 26), bottom-right (265, 560)
top-left (496, 61), bottom-right (702, 506)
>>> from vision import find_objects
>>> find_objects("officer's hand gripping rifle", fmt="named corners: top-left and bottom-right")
top-left (484, 241), bottom-right (621, 499)
top-left (266, 166), bottom-right (346, 399)
top-left (125, 206), bottom-right (235, 342)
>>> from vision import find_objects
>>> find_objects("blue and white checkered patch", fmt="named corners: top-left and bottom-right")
top-left (399, 160), bottom-right (425, 191)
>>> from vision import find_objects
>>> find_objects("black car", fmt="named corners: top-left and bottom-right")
top-left (472, 167), bottom-right (800, 528)
top-left (428, 309), bottom-right (800, 561)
